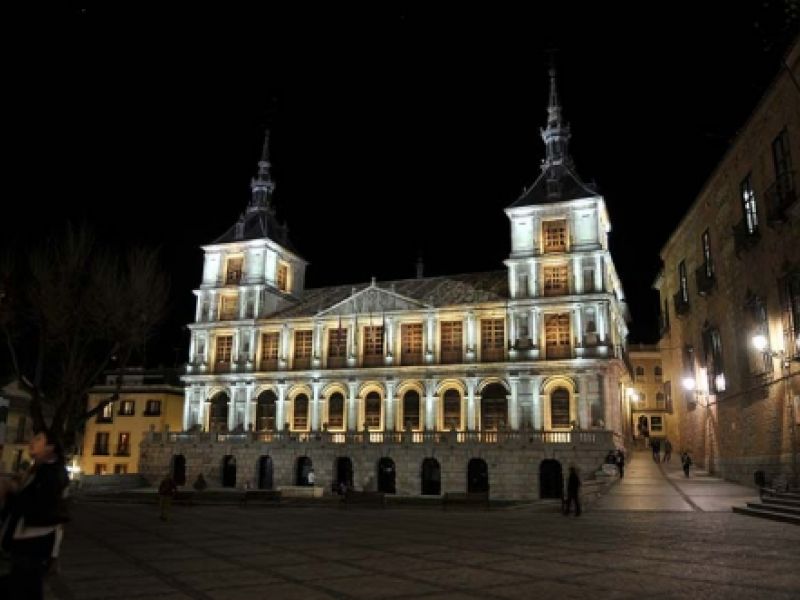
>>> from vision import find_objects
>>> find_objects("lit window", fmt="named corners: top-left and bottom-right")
top-left (362, 325), bottom-right (385, 367)
top-left (226, 257), bottom-right (243, 284)
top-left (545, 313), bottom-right (570, 359)
top-left (550, 387), bottom-right (570, 428)
top-left (277, 263), bottom-right (289, 292)
top-left (543, 219), bottom-right (567, 252)
top-left (543, 265), bottom-right (569, 296)
top-left (216, 336), bottom-right (233, 364)
top-left (261, 332), bottom-right (279, 370)
top-left (401, 323), bottom-right (423, 365)
top-left (293, 330), bottom-right (312, 369)
top-left (219, 295), bottom-right (238, 320)
top-left (481, 319), bottom-right (504, 361)
top-left (701, 230), bottom-right (713, 277)
top-left (740, 174), bottom-right (758, 234)
top-left (678, 260), bottom-right (689, 302)
top-left (443, 389), bottom-right (461, 430)
top-left (440, 321), bottom-right (463, 364)
top-left (119, 400), bottom-right (135, 416)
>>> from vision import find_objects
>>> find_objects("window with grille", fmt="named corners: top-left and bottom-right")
top-left (365, 391), bottom-right (381, 429)
top-left (260, 332), bottom-right (279, 370)
top-left (293, 394), bottom-right (309, 430)
top-left (226, 257), bottom-right (243, 284)
top-left (545, 314), bottom-right (570, 359)
top-left (550, 387), bottom-right (571, 428)
top-left (481, 318), bottom-right (504, 361)
top-left (543, 219), bottom-right (567, 252)
top-left (216, 336), bottom-right (233, 364)
top-left (327, 326), bottom-right (348, 367)
top-left (440, 321), bottom-right (463, 364)
top-left (277, 263), bottom-right (289, 291)
top-left (543, 265), bottom-right (569, 296)
top-left (402, 391), bottom-right (421, 430)
top-left (220, 295), bottom-right (238, 320)
top-left (740, 174), bottom-right (758, 234)
top-left (293, 330), bottom-right (312, 369)
top-left (362, 326), bottom-right (384, 366)
top-left (443, 389), bottom-right (461, 430)
top-left (401, 323), bottom-right (423, 365)
top-left (328, 392), bottom-right (344, 429)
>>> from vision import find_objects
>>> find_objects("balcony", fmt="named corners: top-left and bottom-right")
top-left (673, 291), bottom-right (690, 316)
top-left (766, 170), bottom-right (797, 224)
top-left (694, 263), bottom-right (716, 296)
top-left (732, 219), bottom-right (760, 256)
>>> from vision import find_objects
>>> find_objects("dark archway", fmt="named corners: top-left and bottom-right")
top-left (335, 457), bottom-right (354, 492)
top-left (257, 455), bottom-right (273, 490)
top-left (481, 383), bottom-right (508, 431)
top-left (256, 391), bottom-right (277, 431)
top-left (222, 455), bottom-right (237, 488)
top-left (550, 387), bottom-right (571, 428)
top-left (421, 458), bottom-right (441, 495)
top-left (467, 458), bottom-right (489, 493)
top-left (171, 454), bottom-right (186, 486)
top-left (209, 393), bottom-right (229, 432)
top-left (539, 459), bottom-right (563, 499)
top-left (296, 456), bottom-right (313, 486)
top-left (377, 457), bottom-right (396, 494)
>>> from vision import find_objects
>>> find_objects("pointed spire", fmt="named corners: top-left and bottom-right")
top-left (540, 56), bottom-right (573, 178)
top-left (248, 129), bottom-right (275, 212)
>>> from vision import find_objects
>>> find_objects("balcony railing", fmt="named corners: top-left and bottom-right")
top-left (732, 219), bottom-right (760, 256)
top-left (765, 170), bottom-right (797, 224)
top-left (694, 263), bottom-right (716, 296)
top-left (673, 291), bottom-right (690, 316)
top-left (326, 356), bottom-right (347, 369)
top-left (293, 356), bottom-right (312, 370)
top-left (260, 358), bottom-right (279, 371)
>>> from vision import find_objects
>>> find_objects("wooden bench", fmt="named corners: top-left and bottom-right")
top-left (442, 491), bottom-right (490, 510)
top-left (343, 490), bottom-right (385, 507)
top-left (240, 489), bottom-right (282, 507)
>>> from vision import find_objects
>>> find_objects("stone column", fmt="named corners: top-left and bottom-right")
top-left (227, 388), bottom-right (237, 431)
top-left (594, 255), bottom-right (603, 292)
top-left (385, 316), bottom-right (394, 364)
top-left (243, 384), bottom-right (254, 431)
top-left (182, 388), bottom-right (192, 430)
top-left (276, 383), bottom-right (287, 430)
top-left (466, 377), bottom-right (478, 431)
top-left (574, 307), bottom-right (583, 348)
top-left (509, 377), bottom-right (520, 430)
top-left (312, 320), bottom-right (323, 367)
top-left (425, 379), bottom-right (436, 431)
top-left (385, 379), bottom-right (396, 431)
top-left (573, 256), bottom-right (582, 294)
top-left (280, 323), bottom-right (290, 369)
top-left (531, 376), bottom-right (543, 430)
top-left (466, 311), bottom-right (476, 361)
top-left (425, 312), bottom-right (435, 363)
top-left (253, 286), bottom-right (261, 318)
top-left (347, 380), bottom-right (358, 432)
top-left (509, 262), bottom-right (518, 298)
top-left (578, 375), bottom-right (590, 429)
top-left (310, 380), bottom-right (321, 431)
top-left (597, 302), bottom-right (607, 343)
top-left (528, 260), bottom-right (537, 297)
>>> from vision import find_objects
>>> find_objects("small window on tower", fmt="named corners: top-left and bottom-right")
top-left (543, 219), bottom-right (567, 252)
top-left (226, 257), bottom-right (243, 284)
top-left (277, 263), bottom-right (289, 292)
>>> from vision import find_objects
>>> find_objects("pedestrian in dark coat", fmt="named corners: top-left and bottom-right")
top-left (663, 439), bottom-right (673, 463)
top-left (682, 452), bottom-right (692, 478)
top-left (616, 449), bottom-right (625, 478)
top-left (158, 475), bottom-right (178, 521)
top-left (563, 467), bottom-right (582, 516)
top-left (651, 438), bottom-right (661, 462)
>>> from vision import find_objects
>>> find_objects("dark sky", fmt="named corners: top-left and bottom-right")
top-left (5, 5), bottom-right (798, 366)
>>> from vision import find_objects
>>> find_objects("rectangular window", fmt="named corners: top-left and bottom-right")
top-left (94, 432), bottom-right (110, 455)
top-left (679, 260), bottom-right (688, 301)
top-left (113, 464), bottom-right (128, 474)
top-left (545, 313), bottom-right (571, 359)
top-left (543, 265), bottom-right (569, 296)
top-left (277, 263), bottom-right (289, 292)
top-left (226, 257), bottom-right (243, 284)
top-left (650, 416), bottom-right (663, 432)
top-left (517, 274), bottom-right (528, 297)
top-left (116, 432), bottom-right (130, 456)
top-left (440, 321), bottom-right (463, 364)
top-left (219, 295), bottom-right (238, 320)
top-left (702, 326), bottom-right (725, 393)
top-left (260, 332), bottom-right (279, 370)
top-left (782, 273), bottom-right (800, 358)
top-left (97, 401), bottom-right (113, 423)
top-left (740, 174), bottom-right (758, 234)
top-left (119, 400), bottom-right (135, 416)
top-left (145, 399), bottom-right (162, 416)
top-left (327, 326), bottom-right (348, 368)
top-left (401, 323), bottom-right (423, 365)
top-left (215, 335), bottom-right (233, 370)
top-left (543, 219), bottom-right (567, 252)
top-left (583, 267), bottom-right (594, 293)
top-left (95, 464), bottom-right (108, 475)
top-left (701, 230), bottom-right (713, 277)
top-left (772, 127), bottom-right (792, 177)
top-left (481, 318), bottom-right (505, 361)
top-left (293, 330), bottom-right (312, 369)
top-left (362, 325), bottom-right (385, 366)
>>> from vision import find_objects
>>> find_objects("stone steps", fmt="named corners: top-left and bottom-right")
top-left (762, 496), bottom-right (800, 509)
top-left (732, 505), bottom-right (800, 525)
top-left (747, 502), bottom-right (800, 516)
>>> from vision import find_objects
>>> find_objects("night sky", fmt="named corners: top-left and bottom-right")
top-left (5, 5), bottom-right (798, 367)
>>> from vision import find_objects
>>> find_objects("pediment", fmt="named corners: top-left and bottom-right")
top-left (317, 284), bottom-right (430, 317)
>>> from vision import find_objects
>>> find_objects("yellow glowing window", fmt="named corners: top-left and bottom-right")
top-left (543, 219), bottom-right (567, 252)
top-left (543, 265), bottom-right (569, 296)
top-left (277, 263), bottom-right (289, 291)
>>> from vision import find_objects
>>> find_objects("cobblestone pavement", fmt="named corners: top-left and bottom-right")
top-left (42, 491), bottom-right (799, 600)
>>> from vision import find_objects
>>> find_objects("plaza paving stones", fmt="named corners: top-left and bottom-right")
top-left (39, 453), bottom-right (798, 600)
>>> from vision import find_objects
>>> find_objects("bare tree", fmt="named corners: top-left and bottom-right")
top-left (0, 226), bottom-right (169, 452)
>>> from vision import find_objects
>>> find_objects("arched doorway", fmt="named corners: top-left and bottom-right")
top-left (296, 456), bottom-right (313, 486)
top-left (550, 387), bottom-right (571, 428)
top-left (256, 391), bottom-right (277, 431)
top-left (257, 455), bottom-right (273, 490)
top-left (480, 383), bottom-right (508, 431)
top-left (335, 457), bottom-right (354, 492)
top-left (377, 457), bottom-right (396, 494)
top-left (222, 455), bottom-right (237, 488)
top-left (171, 454), bottom-right (186, 486)
top-left (421, 458), bottom-right (441, 495)
top-left (209, 393), bottom-right (229, 432)
top-left (467, 458), bottom-right (489, 493)
top-left (539, 459), bottom-right (563, 499)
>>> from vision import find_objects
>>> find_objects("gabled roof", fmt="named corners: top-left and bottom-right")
top-left (213, 207), bottom-right (302, 256)
top-left (271, 271), bottom-right (509, 319)
top-left (508, 164), bottom-right (598, 209)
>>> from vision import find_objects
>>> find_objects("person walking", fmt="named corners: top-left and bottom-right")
top-left (663, 439), bottom-right (673, 463)
top-left (158, 474), bottom-right (177, 521)
top-left (616, 449), bottom-right (625, 479)
top-left (0, 428), bottom-right (70, 600)
top-left (682, 452), bottom-right (692, 478)
top-left (307, 468), bottom-right (316, 487)
top-left (563, 467), bottom-right (581, 516)
top-left (651, 438), bottom-right (661, 463)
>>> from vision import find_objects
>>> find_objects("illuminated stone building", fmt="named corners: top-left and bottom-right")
top-left (140, 68), bottom-right (631, 499)
top-left (655, 40), bottom-right (800, 486)
top-left (627, 344), bottom-right (676, 448)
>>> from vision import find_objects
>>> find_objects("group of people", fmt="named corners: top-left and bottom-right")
top-left (605, 448), bottom-right (626, 478)
top-left (650, 438), bottom-right (673, 463)
top-left (0, 429), bottom-right (71, 600)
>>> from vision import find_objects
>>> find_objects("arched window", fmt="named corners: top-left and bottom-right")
top-left (481, 383), bottom-right (508, 431)
top-left (550, 387), bottom-right (570, 428)
top-left (403, 391), bottom-right (421, 430)
top-left (328, 392), bottom-right (345, 429)
top-left (209, 393), bottom-right (229, 432)
top-left (256, 391), bottom-right (277, 431)
top-left (365, 391), bottom-right (381, 429)
top-left (443, 389), bottom-right (461, 430)
top-left (293, 394), bottom-right (309, 430)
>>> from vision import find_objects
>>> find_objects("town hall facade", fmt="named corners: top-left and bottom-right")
top-left (140, 68), bottom-right (631, 499)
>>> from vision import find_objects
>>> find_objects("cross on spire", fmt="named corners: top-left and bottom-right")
top-left (248, 129), bottom-right (275, 212)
